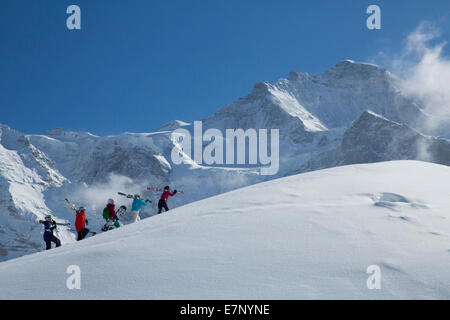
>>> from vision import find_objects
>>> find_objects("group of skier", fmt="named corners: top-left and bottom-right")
top-left (41, 186), bottom-right (179, 250)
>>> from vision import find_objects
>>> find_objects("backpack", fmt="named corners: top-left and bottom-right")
top-left (103, 207), bottom-right (110, 220)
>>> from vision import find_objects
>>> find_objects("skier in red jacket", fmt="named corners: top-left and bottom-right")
top-left (158, 186), bottom-right (177, 214)
top-left (75, 207), bottom-right (89, 241)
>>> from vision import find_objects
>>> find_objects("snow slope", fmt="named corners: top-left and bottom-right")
top-left (1, 161), bottom-right (449, 299)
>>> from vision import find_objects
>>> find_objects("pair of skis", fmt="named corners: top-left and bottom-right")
top-left (147, 187), bottom-right (184, 194)
top-left (117, 188), bottom-right (184, 199)
top-left (117, 192), bottom-right (134, 199)
top-left (65, 198), bottom-right (77, 211)
top-left (69, 229), bottom-right (97, 236)
top-left (39, 220), bottom-right (70, 227)
top-left (117, 192), bottom-right (151, 203)
top-left (117, 192), bottom-right (153, 202)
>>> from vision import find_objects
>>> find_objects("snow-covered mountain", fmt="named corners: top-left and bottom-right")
top-left (301, 110), bottom-right (450, 172)
top-left (201, 59), bottom-right (430, 176)
top-left (0, 125), bottom-right (71, 260)
top-left (1, 161), bottom-right (449, 299)
top-left (206, 60), bottom-right (424, 132)
top-left (0, 60), bottom-right (448, 263)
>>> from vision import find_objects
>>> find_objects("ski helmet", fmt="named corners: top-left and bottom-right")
top-left (78, 207), bottom-right (86, 212)
top-left (164, 186), bottom-right (170, 191)
top-left (107, 198), bottom-right (114, 204)
top-left (134, 194), bottom-right (140, 199)
top-left (45, 215), bottom-right (52, 221)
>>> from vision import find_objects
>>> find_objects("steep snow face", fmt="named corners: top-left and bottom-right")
top-left (0, 126), bottom-right (72, 261)
top-left (28, 130), bottom-right (172, 184)
top-left (338, 111), bottom-right (450, 165)
top-left (0, 125), bottom-right (66, 186)
top-left (157, 120), bottom-right (190, 132)
top-left (206, 81), bottom-right (326, 134)
top-left (0, 161), bottom-right (449, 299)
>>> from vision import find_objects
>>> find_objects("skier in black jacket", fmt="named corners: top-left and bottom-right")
top-left (39, 215), bottom-right (61, 250)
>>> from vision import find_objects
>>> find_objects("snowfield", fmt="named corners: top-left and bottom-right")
top-left (0, 161), bottom-right (449, 299)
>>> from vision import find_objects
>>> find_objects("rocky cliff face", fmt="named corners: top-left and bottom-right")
top-left (301, 110), bottom-right (450, 172)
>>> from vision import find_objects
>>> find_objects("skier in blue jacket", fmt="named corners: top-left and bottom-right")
top-left (39, 215), bottom-right (61, 250)
top-left (130, 194), bottom-right (151, 223)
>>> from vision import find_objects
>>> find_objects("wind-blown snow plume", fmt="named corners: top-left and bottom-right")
top-left (377, 22), bottom-right (450, 135)
top-left (73, 174), bottom-right (146, 213)
top-left (402, 23), bottom-right (450, 133)
top-left (371, 22), bottom-right (450, 164)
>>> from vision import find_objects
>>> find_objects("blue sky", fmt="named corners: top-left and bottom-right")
top-left (1, 0), bottom-right (449, 135)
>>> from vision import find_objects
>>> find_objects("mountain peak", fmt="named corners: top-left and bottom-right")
top-left (157, 120), bottom-right (190, 132)
top-left (322, 60), bottom-right (389, 80)
top-left (252, 81), bottom-right (271, 91)
top-left (45, 128), bottom-right (64, 136)
top-left (245, 82), bottom-right (273, 100)
top-left (334, 59), bottom-right (380, 69)
top-left (288, 71), bottom-right (312, 82)
top-left (336, 59), bottom-right (356, 66)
